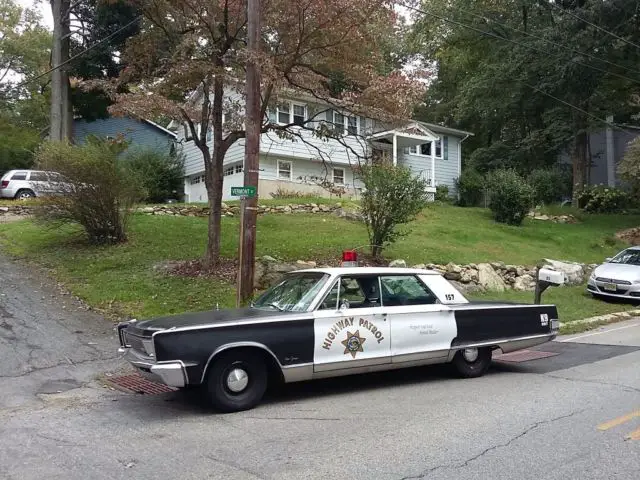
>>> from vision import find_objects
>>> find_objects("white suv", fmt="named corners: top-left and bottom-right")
top-left (0, 170), bottom-right (67, 200)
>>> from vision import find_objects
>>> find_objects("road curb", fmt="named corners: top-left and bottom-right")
top-left (559, 309), bottom-right (640, 328)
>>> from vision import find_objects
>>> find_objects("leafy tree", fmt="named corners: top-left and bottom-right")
top-left (0, 116), bottom-right (40, 174)
top-left (618, 137), bottom-right (640, 199)
top-left (409, 0), bottom-right (640, 203)
top-left (357, 163), bottom-right (429, 258)
top-left (101, 0), bottom-right (425, 269)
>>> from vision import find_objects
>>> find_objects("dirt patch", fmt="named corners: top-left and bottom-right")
top-left (155, 258), bottom-right (238, 284)
top-left (0, 214), bottom-right (28, 223)
top-left (615, 226), bottom-right (640, 245)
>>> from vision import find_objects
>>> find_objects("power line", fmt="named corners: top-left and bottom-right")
top-left (547, 1), bottom-right (640, 51)
top-left (445, 4), bottom-right (640, 78)
top-left (15, 15), bottom-right (142, 89)
top-left (399, 1), bottom-right (640, 86)
top-left (397, 1), bottom-right (636, 134)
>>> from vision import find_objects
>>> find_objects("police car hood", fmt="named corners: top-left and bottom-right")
top-left (132, 307), bottom-right (301, 332)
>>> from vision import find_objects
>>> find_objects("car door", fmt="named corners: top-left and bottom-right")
top-left (313, 274), bottom-right (391, 373)
top-left (27, 171), bottom-right (49, 196)
top-left (380, 275), bottom-right (457, 364)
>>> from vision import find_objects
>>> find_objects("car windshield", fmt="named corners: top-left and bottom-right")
top-left (252, 272), bottom-right (329, 312)
top-left (610, 249), bottom-right (640, 266)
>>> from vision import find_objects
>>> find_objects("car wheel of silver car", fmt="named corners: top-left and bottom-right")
top-left (15, 189), bottom-right (35, 200)
top-left (205, 350), bottom-right (268, 413)
top-left (452, 347), bottom-right (492, 378)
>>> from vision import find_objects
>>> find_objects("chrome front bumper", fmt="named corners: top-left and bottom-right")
top-left (587, 278), bottom-right (640, 299)
top-left (118, 347), bottom-right (187, 388)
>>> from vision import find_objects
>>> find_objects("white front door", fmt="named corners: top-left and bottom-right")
top-left (379, 275), bottom-right (457, 363)
top-left (313, 275), bottom-right (391, 372)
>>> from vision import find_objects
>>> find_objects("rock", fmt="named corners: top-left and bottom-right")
top-left (333, 207), bottom-right (364, 222)
top-left (312, 207), bottom-right (320, 213)
top-left (296, 260), bottom-right (317, 268)
top-left (389, 259), bottom-right (407, 268)
top-left (478, 263), bottom-right (506, 292)
top-left (533, 215), bottom-right (550, 220)
top-left (413, 264), bottom-right (426, 270)
top-left (446, 262), bottom-right (462, 274)
top-left (444, 271), bottom-right (461, 281)
top-left (283, 206), bottom-right (292, 213)
top-left (0, 207), bottom-right (9, 213)
top-left (516, 267), bottom-right (525, 277)
top-left (490, 261), bottom-right (505, 270)
top-left (450, 280), bottom-right (484, 295)
top-left (506, 265), bottom-right (517, 273)
top-left (542, 258), bottom-right (586, 286)
top-left (261, 255), bottom-right (278, 263)
top-left (459, 269), bottom-right (474, 284)
top-left (334, 202), bottom-right (342, 208)
top-left (319, 204), bottom-right (330, 212)
top-left (221, 202), bottom-right (228, 209)
top-left (469, 263), bottom-right (478, 269)
top-left (513, 274), bottom-right (536, 291)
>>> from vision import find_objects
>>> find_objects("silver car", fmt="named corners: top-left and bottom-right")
top-left (0, 170), bottom-right (66, 200)
top-left (587, 247), bottom-right (640, 300)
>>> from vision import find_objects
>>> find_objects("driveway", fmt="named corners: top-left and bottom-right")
top-left (0, 252), bottom-right (638, 479)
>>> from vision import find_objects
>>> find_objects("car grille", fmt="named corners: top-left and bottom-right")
top-left (595, 277), bottom-right (632, 285)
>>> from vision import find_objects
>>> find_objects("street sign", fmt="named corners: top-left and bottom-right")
top-left (231, 186), bottom-right (257, 198)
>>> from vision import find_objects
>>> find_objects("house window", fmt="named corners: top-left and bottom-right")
top-left (277, 160), bottom-right (292, 181)
top-left (332, 111), bottom-right (358, 135)
top-left (277, 102), bottom-right (307, 125)
top-left (333, 168), bottom-right (345, 185)
top-left (190, 175), bottom-right (204, 185)
top-left (235, 164), bottom-right (243, 174)
top-left (407, 139), bottom-right (441, 157)
top-left (293, 104), bottom-right (306, 126)
top-left (224, 166), bottom-right (235, 176)
top-left (277, 104), bottom-right (290, 124)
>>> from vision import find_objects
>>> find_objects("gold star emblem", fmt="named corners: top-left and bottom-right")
top-left (341, 330), bottom-right (366, 359)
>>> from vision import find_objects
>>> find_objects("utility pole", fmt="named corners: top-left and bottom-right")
top-left (50, 0), bottom-right (72, 141)
top-left (238, 0), bottom-right (261, 305)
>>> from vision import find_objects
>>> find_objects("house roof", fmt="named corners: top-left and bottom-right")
top-left (416, 121), bottom-right (474, 138)
top-left (72, 116), bottom-right (177, 139)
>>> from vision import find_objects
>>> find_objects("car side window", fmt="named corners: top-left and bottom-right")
top-left (317, 275), bottom-right (382, 310)
top-left (11, 172), bottom-right (27, 180)
top-left (29, 171), bottom-right (48, 181)
top-left (380, 276), bottom-right (438, 306)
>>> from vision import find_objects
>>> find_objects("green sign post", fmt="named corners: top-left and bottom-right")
top-left (231, 186), bottom-right (257, 198)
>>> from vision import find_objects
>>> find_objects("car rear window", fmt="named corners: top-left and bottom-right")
top-left (29, 171), bottom-right (48, 181)
top-left (11, 172), bottom-right (27, 180)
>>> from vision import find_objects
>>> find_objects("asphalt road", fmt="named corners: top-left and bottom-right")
top-left (0, 253), bottom-right (638, 480)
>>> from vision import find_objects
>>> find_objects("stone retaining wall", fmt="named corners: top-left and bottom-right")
top-left (0, 205), bottom-right (35, 216)
top-left (135, 203), bottom-right (346, 217)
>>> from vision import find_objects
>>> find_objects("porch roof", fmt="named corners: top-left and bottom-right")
top-left (367, 122), bottom-right (440, 147)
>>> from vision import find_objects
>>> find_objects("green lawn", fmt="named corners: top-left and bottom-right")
top-left (1, 203), bottom-right (640, 324)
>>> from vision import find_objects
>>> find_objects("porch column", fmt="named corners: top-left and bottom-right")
top-left (392, 133), bottom-right (397, 166)
top-left (430, 155), bottom-right (436, 186)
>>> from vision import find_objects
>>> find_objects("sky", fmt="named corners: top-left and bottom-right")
top-left (18, 0), bottom-right (53, 29)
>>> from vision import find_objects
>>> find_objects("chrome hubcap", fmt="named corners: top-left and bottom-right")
top-left (226, 368), bottom-right (249, 393)
top-left (462, 348), bottom-right (479, 362)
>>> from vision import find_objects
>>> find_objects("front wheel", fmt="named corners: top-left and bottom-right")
top-left (452, 347), bottom-right (492, 378)
top-left (205, 350), bottom-right (268, 412)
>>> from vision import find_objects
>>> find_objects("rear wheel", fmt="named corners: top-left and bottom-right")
top-left (205, 349), bottom-right (268, 412)
top-left (15, 189), bottom-right (35, 200)
top-left (452, 347), bottom-right (492, 378)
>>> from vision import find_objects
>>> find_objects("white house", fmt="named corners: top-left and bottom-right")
top-left (175, 94), bottom-right (473, 202)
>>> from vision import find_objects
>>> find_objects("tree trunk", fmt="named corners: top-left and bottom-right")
top-left (50, 0), bottom-right (72, 142)
top-left (571, 130), bottom-right (588, 207)
top-left (203, 148), bottom-right (225, 270)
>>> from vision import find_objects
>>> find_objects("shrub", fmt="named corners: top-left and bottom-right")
top-left (528, 168), bottom-right (571, 205)
top-left (576, 184), bottom-right (630, 213)
top-left (124, 149), bottom-right (184, 203)
top-left (455, 168), bottom-right (485, 207)
top-left (269, 187), bottom-right (315, 199)
top-left (435, 184), bottom-right (450, 202)
top-left (486, 169), bottom-right (534, 226)
top-left (34, 138), bottom-right (145, 244)
top-left (355, 163), bottom-right (429, 258)
top-left (618, 137), bottom-right (640, 199)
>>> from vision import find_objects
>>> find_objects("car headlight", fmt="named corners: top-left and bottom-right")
top-left (142, 339), bottom-right (156, 357)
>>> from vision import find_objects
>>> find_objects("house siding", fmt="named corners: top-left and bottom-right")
top-left (73, 117), bottom-right (174, 153)
top-left (399, 135), bottom-right (462, 194)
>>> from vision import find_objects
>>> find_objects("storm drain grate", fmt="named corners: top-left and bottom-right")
top-left (106, 373), bottom-right (177, 395)
top-left (493, 349), bottom-right (560, 363)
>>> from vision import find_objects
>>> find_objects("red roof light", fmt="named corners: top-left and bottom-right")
top-left (341, 250), bottom-right (358, 267)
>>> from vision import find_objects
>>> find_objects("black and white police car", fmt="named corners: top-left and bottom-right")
top-left (118, 252), bottom-right (564, 412)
